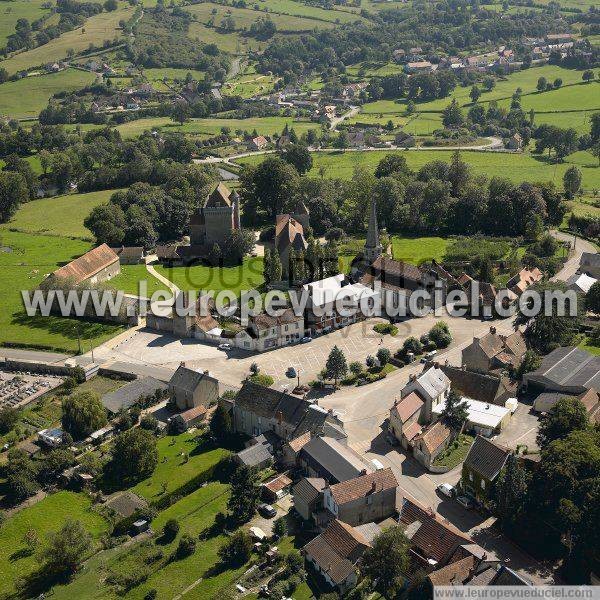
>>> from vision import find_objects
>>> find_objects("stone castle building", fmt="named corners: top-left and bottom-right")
top-left (190, 183), bottom-right (241, 247)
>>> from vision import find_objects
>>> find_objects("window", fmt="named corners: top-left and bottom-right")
top-left (469, 471), bottom-right (473, 481)
top-left (285, 325), bottom-right (288, 331)
top-left (481, 479), bottom-right (486, 490)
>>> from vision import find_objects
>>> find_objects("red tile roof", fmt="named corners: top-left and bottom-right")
top-left (394, 392), bottom-right (424, 423)
top-left (52, 243), bottom-right (118, 284)
top-left (329, 468), bottom-right (398, 505)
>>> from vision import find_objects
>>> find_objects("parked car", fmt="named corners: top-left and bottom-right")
top-left (258, 503), bottom-right (277, 518)
top-left (301, 336), bottom-right (312, 343)
top-left (437, 483), bottom-right (455, 498)
top-left (420, 350), bottom-right (437, 363)
top-left (286, 366), bottom-right (297, 379)
top-left (456, 495), bottom-right (474, 509)
top-left (218, 343), bottom-right (231, 351)
top-left (371, 458), bottom-right (385, 471)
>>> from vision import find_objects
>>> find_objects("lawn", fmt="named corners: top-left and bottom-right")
top-left (185, 2), bottom-right (334, 32)
top-left (0, 69), bottom-right (97, 119)
top-left (131, 432), bottom-right (230, 500)
top-left (235, 149), bottom-right (600, 191)
top-left (222, 72), bottom-right (278, 99)
top-left (108, 264), bottom-right (165, 297)
top-left (0, 491), bottom-right (109, 598)
top-left (392, 236), bottom-right (450, 263)
top-left (432, 434), bottom-right (475, 469)
top-left (0, 0), bottom-right (52, 46)
top-left (1, 6), bottom-right (134, 74)
top-left (534, 110), bottom-right (598, 135)
top-left (498, 80), bottom-right (600, 112)
top-left (155, 256), bottom-right (265, 295)
top-left (255, 0), bottom-right (363, 22)
top-left (7, 189), bottom-right (118, 239)
top-left (188, 20), bottom-right (258, 53)
top-left (0, 228), bottom-right (124, 352)
top-left (114, 116), bottom-right (320, 138)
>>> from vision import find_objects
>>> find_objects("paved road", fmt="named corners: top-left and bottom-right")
top-left (193, 136), bottom-right (507, 167)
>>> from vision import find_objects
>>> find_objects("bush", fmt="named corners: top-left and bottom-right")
top-left (373, 322), bottom-right (398, 336)
top-left (176, 534), bottom-right (196, 559)
top-left (403, 336), bottom-right (423, 355)
top-left (218, 530), bottom-right (253, 566)
top-left (248, 373), bottom-right (274, 387)
top-left (376, 348), bottom-right (391, 365)
top-left (140, 414), bottom-right (158, 431)
top-left (365, 355), bottom-right (375, 368)
top-left (428, 321), bottom-right (452, 348)
top-left (349, 361), bottom-right (364, 375)
top-left (162, 518), bottom-right (180, 542)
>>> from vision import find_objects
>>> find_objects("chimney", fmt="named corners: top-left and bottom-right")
top-left (434, 362), bottom-right (440, 369)
top-left (360, 468), bottom-right (367, 476)
top-left (409, 374), bottom-right (417, 382)
top-left (445, 359), bottom-right (450, 366)
top-left (277, 410), bottom-right (283, 424)
top-left (490, 326), bottom-right (496, 334)
top-left (180, 361), bottom-right (186, 367)
top-left (371, 481), bottom-right (377, 493)
top-left (328, 408), bottom-right (334, 415)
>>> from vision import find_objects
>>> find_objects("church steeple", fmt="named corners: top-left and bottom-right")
top-left (364, 197), bottom-right (382, 263)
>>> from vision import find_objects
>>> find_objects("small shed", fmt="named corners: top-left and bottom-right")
top-left (262, 473), bottom-right (293, 502)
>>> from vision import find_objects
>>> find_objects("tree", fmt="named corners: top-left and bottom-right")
top-left (563, 166), bottom-right (582, 199)
top-left (239, 157), bottom-right (299, 222)
top-left (586, 281), bottom-right (600, 314)
top-left (441, 389), bottom-right (469, 431)
top-left (493, 453), bottom-right (531, 534)
top-left (218, 530), bottom-right (253, 566)
top-left (62, 392), bottom-right (107, 441)
top-left (110, 428), bottom-right (158, 483)
top-left (537, 397), bottom-right (589, 448)
top-left (209, 403), bottom-right (232, 443)
top-left (428, 321), bottom-right (452, 348)
top-left (171, 101), bottom-right (190, 125)
top-left (227, 465), bottom-right (261, 523)
top-left (40, 519), bottom-right (92, 577)
top-left (281, 144), bottom-right (312, 175)
top-left (469, 85), bottom-right (481, 103)
top-left (270, 247), bottom-right (282, 282)
top-left (376, 347), bottom-right (391, 366)
top-left (0, 406), bottom-right (19, 434)
top-left (517, 281), bottom-right (581, 354)
top-left (483, 76), bottom-right (495, 92)
top-left (442, 99), bottom-right (464, 127)
top-left (84, 204), bottom-right (126, 246)
top-left (553, 78), bottom-right (562, 89)
top-left (104, 0), bottom-right (118, 9)
top-left (325, 345), bottom-right (348, 386)
top-left (362, 526), bottom-right (411, 598)
top-left (349, 361), bottom-right (363, 375)
top-left (38, 448), bottom-right (75, 485)
top-left (273, 516), bottom-right (287, 537)
top-left (536, 76), bottom-right (547, 92)
top-left (223, 229), bottom-right (255, 263)
top-left (375, 154), bottom-right (410, 179)
top-left (582, 70), bottom-right (595, 83)
top-left (591, 112), bottom-right (600, 143)
top-left (0, 171), bottom-right (28, 223)
top-left (591, 141), bottom-right (600, 167)
top-left (517, 350), bottom-right (541, 378)
top-left (176, 534), bottom-right (196, 558)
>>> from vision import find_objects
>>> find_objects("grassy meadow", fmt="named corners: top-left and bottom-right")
top-left (0, 491), bottom-right (109, 598)
top-left (236, 148), bottom-right (600, 191)
top-left (7, 189), bottom-right (118, 239)
top-left (0, 6), bottom-right (133, 74)
top-left (0, 228), bottom-right (124, 352)
top-left (0, 0), bottom-right (52, 46)
top-left (0, 69), bottom-right (97, 119)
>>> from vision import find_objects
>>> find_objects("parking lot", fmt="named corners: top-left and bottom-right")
top-left (96, 313), bottom-right (481, 387)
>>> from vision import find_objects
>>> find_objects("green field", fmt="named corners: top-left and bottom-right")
top-left (534, 110), bottom-right (598, 134)
top-left (500, 81), bottom-right (600, 112)
top-left (188, 20), bottom-right (259, 53)
top-left (155, 256), bottom-right (265, 295)
top-left (0, 0), bottom-right (52, 46)
top-left (185, 2), bottom-right (334, 32)
top-left (222, 72), bottom-right (278, 98)
top-left (254, 0), bottom-right (363, 22)
top-left (236, 148), bottom-right (600, 191)
top-left (0, 228), bottom-right (124, 352)
top-left (8, 189), bottom-right (118, 239)
top-left (393, 236), bottom-right (450, 263)
top-left (108, 264), bottom-right (165, 296)
top-left (0, 6), bottom-right (134, 74)
top-left (0, 69), bottom-right (97, 119)
top-left (113, 115), bottom-right (320, 138)
top-left (356, 65), bottom-right (591, 116)
top-left (131, 432), bottom-right (230, 500)
top-left (0, 491), bottom-right (109, 598)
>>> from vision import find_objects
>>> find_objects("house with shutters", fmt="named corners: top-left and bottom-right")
top-left (322, 468), bottom-right (398, 526)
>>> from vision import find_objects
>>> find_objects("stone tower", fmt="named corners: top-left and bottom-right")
top-left (363, 197), bottom-right (382, 264)
top-left (189, 183), bottom-right (239, 246)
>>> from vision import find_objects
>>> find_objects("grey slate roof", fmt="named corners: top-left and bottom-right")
top-left (528, 346), bottom-right (600, 391)
top-left (235, 443), bottom-right (273, 467)
top-left (102, 376), bottom-right (168, 414)
top-left (293, 477), bottom-right (326, 506)
top-left (464, 435), bottom-right (510, 481)
top-left (235, 381), bottom-right (344, 439)
top-left (169, 365), bottom-right (215, 394)
top-left (300, 436), bottom-right (368, 482)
